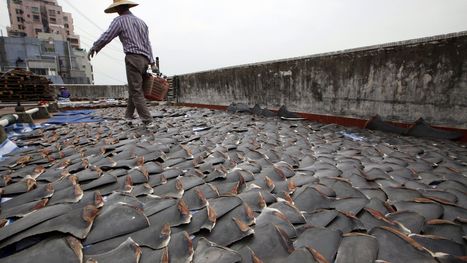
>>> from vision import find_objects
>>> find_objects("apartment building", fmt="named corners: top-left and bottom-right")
top-left (6, 0), bottom-right (80, 49)
top-left (2, 0), bottom-right (92, 84)
top-left (0, 35), bottom-right (94, 84)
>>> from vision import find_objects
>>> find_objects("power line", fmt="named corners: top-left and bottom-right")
top-left (79, 44), bottom-right (125, 84)
top-left (59, 0), bottom-right (155, 60)
top-left (59, 1), bottom-right (123, 52)
top-left (61, 0), bottom-right (106, 32)
top-left (95, 51), bottom-right (123, 63)
top-left (2, 1), bottom-right (122, 53)
top-left (93, 68), bottom-right (126, 84)
top-left (56, 0), bottom-right (133, 85)
top-left (70, 22), bottom-right (123, 53)
top-left (1, 1), bottom-right (124, 84)
top-left (78, 33), bottom-right (123, 55)
top-left (79, 39), bottom-right (123, 63)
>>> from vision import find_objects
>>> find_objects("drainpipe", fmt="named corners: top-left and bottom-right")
top-left (0, 114), bottom-right (18, 127)
top-left (25, 108), bottom-right (39, 115)
top-left (67, 41), bottom-right (72, 70)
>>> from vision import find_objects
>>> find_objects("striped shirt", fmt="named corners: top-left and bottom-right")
top-left (92, 11), bottom-right (155, 64)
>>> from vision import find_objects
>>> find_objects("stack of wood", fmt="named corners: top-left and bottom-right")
top-left (0, 69), bottom-right (56, 102)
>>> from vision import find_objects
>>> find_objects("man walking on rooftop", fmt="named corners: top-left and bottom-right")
top-left (88, 0), bottom-right (157, 127)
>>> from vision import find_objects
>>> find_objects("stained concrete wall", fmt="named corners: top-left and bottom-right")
top-left (52, 84), bottom-right (128, 99)
top-left (177, 32), bottom-right (467, 129)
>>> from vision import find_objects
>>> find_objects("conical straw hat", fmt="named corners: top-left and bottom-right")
top-left (104, 0), bottom-right (138, 13)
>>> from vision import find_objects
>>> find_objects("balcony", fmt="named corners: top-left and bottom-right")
top-left (31, 7), bottom-right (40, 14)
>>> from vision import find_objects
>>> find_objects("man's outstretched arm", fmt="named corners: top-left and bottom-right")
top-left (88, 19), bottom-right (122, 60)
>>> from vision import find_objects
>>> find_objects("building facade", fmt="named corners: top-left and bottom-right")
top-left (6, 0), bottom-right (80, 49)
top-left (2, 0), bottom-right (93, 84)
top-left (0, 36), bottom-right (94, 84)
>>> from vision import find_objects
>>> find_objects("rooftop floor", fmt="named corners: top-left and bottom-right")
top-left (0, 106), bottom-right (466, 262)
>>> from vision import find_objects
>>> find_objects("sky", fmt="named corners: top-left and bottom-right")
top-left (1, 0), bottom-right (467, 85)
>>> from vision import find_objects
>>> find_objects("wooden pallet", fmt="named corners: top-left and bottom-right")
top-left (0, 69), bottom-right (55, 102)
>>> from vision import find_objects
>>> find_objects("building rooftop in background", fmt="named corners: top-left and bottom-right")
top-left (6, 0), bottom-right (80, 49)
top-left (1, 0), bottom-right (92, 84)
top-left (0, 36), bottom-right (93, 84)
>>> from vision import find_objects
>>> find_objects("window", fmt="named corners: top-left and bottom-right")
top-left (31, 7), bottom-right (39, 14)
top-left (49, 10), bottom-right (56, 16)
top-left (30, 68), bottom-right (47, 75)
top-left (33, 15), bottom-right (40, 21)
top-left (64, 23), bottom-right (69, 28)
top-left (63, 16), bottom-right (68, 21)
top-left (50, 17), bottom-right (56, 23)
top-left (42, 40), bottom-right (55, 53)
top-left (57, 11), bottom-right (61, 14)
top-left (13, 32), bottom-right (26, 37)
top-left (17, 17), bottom-right (24, 23)
top-left (15, 9), bottom-right (23, 15)
top-left (66, 30), bottom-right (70, 35)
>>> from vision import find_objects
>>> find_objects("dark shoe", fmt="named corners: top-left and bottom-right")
top-left (124, 117), bottom-right (135, 126)
top-left (143, 121), bottom-right (156, 129)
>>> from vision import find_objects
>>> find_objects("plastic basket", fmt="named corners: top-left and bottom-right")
top-left (143, 73), bottom-right (169, 101)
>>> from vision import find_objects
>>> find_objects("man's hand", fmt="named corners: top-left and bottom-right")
top-left (87, 48), bottom-right (97, 60)
top-left (150, 63), bottom-right (159, 74)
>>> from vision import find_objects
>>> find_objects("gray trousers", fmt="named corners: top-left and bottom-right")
top-left (125, 53), bottom-right (152, 122)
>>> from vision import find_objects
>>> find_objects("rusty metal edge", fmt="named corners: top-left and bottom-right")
top-left (177, 103), bottom-right (467, 142)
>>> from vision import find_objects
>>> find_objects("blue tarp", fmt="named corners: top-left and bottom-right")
top-left (53, 110), bottom-right (96, 116)
top-left (0, 122), bottom-right (49, 162)
top-left (0, 139), bottom-right (19, 161)
top-left (0, 110), bottom-right (103, 160)
top-left (46, 110), bottom-right (104, 124)
top-left (5, 123), bottom-right (43, 137)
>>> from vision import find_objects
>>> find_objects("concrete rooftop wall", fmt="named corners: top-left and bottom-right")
top-left (177, 32), bottom-right (467, 129)
top-left (52, 84), bottom-right (128, 99)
